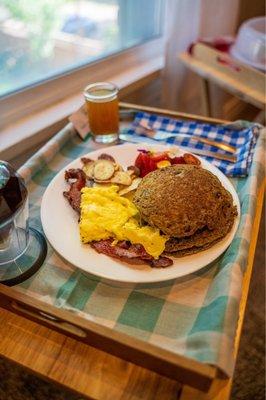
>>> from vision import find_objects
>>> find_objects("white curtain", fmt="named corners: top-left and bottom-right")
top-left (162, 0), bottom-right (240, 116)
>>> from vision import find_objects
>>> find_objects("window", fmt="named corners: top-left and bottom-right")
top-left (0, 0), bottom-right (164, 98)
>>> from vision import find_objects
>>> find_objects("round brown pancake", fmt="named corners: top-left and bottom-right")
top-left (164, 203), bottom-right (237, 257)
top-left (133, 164), bottom-right (237, 256)
top-left (133, 165), bottom-right (236, 238)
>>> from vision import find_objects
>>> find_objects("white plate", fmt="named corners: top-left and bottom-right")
top-left (41, 143), bottom-right (240, 284)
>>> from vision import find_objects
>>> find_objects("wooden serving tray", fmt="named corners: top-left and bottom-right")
top-left (0, 104), bottom-right (262, 395)
top-left (0, 284), bottom-right (216, 391)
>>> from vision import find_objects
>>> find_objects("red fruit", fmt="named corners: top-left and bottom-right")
top-left (135, 152), bottom-right (157, 177)
top-left (141, 156), bottom-right (155, 177)
top-left (148, 156), bottom-right (157, 170)
top-left (170, 156), bottom-right (185, 165)
top-left (150, 152), bottom-right (170, 163)
top-left (135, 153), bottom-right (149, 177)
top-left (135, 152), bottom-right (146, 169)
top-left (183, 153), bottom-right (201, 165)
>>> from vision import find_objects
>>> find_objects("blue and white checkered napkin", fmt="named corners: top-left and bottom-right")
top-left (126, 112), bottom-right (260, 177)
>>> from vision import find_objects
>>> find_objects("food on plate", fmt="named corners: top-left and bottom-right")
top-left (127, 165), bottom-right (140, 177)
top-left (79, 185), bottom-right (172, 267)
top-left (63, 153), bottom-right (142, 212)
top-left (110, 171), bottom-right (132, 186)
top-left (63, 169), bottom-right (86, 212)
top-left (157, 160), bottom-right (171, 168)
top-left (134, 149), bottom-right (201, 177)
top-left (91, 239), bottom-right (172, 268)
top-left (97, 153), bottom-right (116, 163)
top-left (93, 160), bottom-right (115, 181)
top-left (63, 148), bottom-right (237, 267)
top-left (82, 161), bottom-right (95, 179)
top-left (119, 177), bottom-right (142, 196)
top-left (133, 164), bottom-right (237, 257)
top-left (79, 186), bottom-right (167, 257)
top-left (183, 153), bottom-right (201, 165)
top-left (81, 154), bottom-right (139, 190)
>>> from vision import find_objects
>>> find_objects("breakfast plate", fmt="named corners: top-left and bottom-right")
top-left (41, 143), bottom-right (240, 283)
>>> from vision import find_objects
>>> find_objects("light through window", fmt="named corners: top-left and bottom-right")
top-left (0, 0), bottom-right (164, 98)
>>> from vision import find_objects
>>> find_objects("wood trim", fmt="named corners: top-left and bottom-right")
top-left (119, 102), bottom-right (230, 124)
top-left (0, 308), bottom-right (181, 400)
top-left (199, 78), bottom-right (212, 117)
top-left (180, 181), bottom-right (265, 400)
top-left (0, 284), bottom-right (216, 392)
top-left (217, 181), bottom-right (265, 399)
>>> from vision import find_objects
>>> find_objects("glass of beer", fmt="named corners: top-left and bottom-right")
top-left (84, 82), bottom-right (119, 144)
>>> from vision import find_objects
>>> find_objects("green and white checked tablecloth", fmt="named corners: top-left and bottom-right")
top-left (16, 123), bottom-right (265, 377)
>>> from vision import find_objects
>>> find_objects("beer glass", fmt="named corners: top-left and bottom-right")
top-left (84, 82), bottom-right (119, 144)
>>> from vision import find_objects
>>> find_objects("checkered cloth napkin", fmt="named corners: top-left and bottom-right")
top-left (15, 123), bottom-right (265, 377)
top-left (126, 112), bottom-right (260, 177)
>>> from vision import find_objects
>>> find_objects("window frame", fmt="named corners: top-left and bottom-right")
top-left (0, 36), bottom-right (166, 129)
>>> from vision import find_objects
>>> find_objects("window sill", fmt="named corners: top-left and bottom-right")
top-left (0, 56), bottom-right (164, 160)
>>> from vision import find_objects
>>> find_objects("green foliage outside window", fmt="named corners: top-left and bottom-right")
top-left (1, 0), bottom-right (66, 58)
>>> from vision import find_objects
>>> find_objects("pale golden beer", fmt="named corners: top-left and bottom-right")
top-left (84, 82), bottom-right (119, 143)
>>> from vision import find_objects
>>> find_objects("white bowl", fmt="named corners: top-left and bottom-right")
top-left (230, 16), bottom-right (266, 71)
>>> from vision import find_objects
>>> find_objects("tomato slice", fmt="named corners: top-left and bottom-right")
top-left (147, 157), bottom-right (157, 172)
top-left (135, 153), bottom-right (144, 170)
top-left (135, 152), bottom-right (158, 177)
top-left (150, 152), bottom-right (170, 163)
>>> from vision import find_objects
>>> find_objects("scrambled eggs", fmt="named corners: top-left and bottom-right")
top-left (79, 185), bottom-right (167, 258)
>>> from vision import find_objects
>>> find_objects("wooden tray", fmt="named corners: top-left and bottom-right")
top-left (0, 103), bottom-right (260, 394)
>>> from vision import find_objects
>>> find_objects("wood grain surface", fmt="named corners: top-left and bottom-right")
top-left (0, 309), bottom-right (181, 399)
top-left (0, 284), bottom-right (216, 392)
top-left (0, 107), bottom-right (264, 399)
top-left (0, 182), bottom-right (264, 399)
top-left (180, 181), bottom-right (265, 399)
top-left (119, 101), bottom-right (229, 124)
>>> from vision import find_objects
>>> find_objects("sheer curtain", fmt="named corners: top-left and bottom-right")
top-left (162, 0), bottom-right (240, 116)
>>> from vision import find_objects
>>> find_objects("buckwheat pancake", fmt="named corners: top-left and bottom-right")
top-left (133, 165), bottom-right (237, 257)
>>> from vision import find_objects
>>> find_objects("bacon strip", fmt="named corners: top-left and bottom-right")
top-left (91, 239), bottom-right (173, 268)
top-left (150, 256), bottom-right (173, 268)
top-left (63, 168), bottom-right (86, 213)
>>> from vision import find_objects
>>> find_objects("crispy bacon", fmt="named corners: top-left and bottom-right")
top-left (91, 239), bottom-right (173, 268)
top-left (91, 239), bottom-right (152, 259)
top-left (63, 168), bottom-right (86, 213)
top-left (150, 256), bottom-right (173, 268)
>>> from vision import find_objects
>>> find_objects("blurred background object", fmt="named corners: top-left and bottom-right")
top-left (162, 0), bottom-right (265, 121)
top-left (230, 16), bottom-right (266, 71)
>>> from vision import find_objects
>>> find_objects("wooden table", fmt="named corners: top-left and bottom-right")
top-left (0, 181), bottom-right (264, 400)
